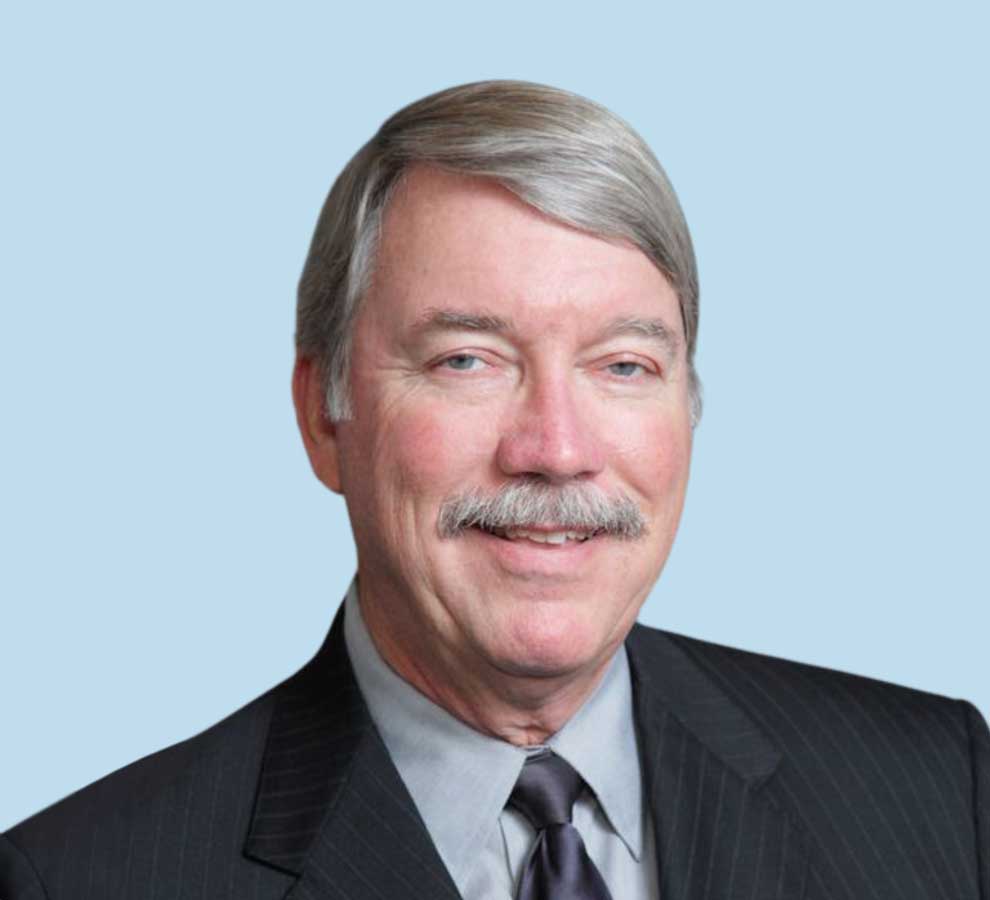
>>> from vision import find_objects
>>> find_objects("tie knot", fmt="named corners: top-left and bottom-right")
top-left (508, 752), bottom-right (585, 829)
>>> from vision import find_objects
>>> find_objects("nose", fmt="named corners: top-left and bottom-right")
top-left (495, 371), bottom-right (606, 484)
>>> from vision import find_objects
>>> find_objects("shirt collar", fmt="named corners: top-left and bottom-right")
top-left (344, 580), bottom-right (525, 893)
top-left (343, 577), bottom-right (644, 888)
top-left (546, 639), bottom-right (644, 860)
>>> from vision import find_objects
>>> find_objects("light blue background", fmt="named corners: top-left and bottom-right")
top-left (2, 1), bottom-right (987, 829)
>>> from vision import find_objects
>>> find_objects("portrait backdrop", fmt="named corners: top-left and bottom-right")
top-left (2, 0), bottom-right (987, 829)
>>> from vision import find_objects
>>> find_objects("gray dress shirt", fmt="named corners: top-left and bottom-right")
top-left (343, 580), bottom-right (659, 899)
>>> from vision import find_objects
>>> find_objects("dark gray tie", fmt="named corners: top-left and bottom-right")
top-left (508, 751), bottom-right (613, 900)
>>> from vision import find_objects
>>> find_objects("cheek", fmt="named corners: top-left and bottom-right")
top-left (611, 411), bottom-right (691, 487)
top-left (607, 416), bottom-right (692, 548)
top-left (381, 404), bottom-right (500, 507)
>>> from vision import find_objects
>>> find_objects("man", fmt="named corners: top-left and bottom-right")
top-left (2, 80), bottom-right (987, 900)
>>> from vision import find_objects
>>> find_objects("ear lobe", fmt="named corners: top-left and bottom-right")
top-left (292, 355), bottom-right (343, 494)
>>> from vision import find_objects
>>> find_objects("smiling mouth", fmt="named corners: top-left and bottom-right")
top-left (472, 524), bottom-right (601, 544)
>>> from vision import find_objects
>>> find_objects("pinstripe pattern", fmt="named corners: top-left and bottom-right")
top-left (645, 629), bottom-right (989, 900)
top-left (628, 628), bottom-right (810, 900)
top-left (245, 618), bottom-right (460, 898)
top-left (0, 687), bottom-right (294, 899)
top-left (2, 614), bottom-right (986, 899)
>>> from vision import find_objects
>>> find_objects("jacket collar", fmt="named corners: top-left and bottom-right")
top-left (243, 608), bottom-right (460, 898)
top-left (243, 610), bottom-right (367, 873)
top-left (625, 624), bottom-right (782, 783)
top-left (244, 612), bottom-right (808, 898)
top-left (627, 625), bottom-right (809, 898)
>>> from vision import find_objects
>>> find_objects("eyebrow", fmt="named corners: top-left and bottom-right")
top-left (411, 307), bottom-right (680, 358)
top-left (411, 308), bottom-right (511, 335)
top-left (602, 316), bottom-right (681, 358)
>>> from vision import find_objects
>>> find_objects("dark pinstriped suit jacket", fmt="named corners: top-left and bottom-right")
top-left (3, 613), bottom-right (988, 899)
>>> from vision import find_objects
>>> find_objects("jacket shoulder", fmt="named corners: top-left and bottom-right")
top-left (2, 689), bottom-right (277, 897)
top-left (631, 623), bottom-right (981, 758)
top-left (630, 624), bottom-right (988, 895)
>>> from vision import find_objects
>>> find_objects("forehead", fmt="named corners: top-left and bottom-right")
top-left (371, 166), bottom-right (681, 335)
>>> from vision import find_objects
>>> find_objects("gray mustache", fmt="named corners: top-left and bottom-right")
top-left (437, 478), bottom-right (646, 540)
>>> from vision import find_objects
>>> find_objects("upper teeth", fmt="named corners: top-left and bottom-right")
top-left (498, 528), bottom-right (591, 544)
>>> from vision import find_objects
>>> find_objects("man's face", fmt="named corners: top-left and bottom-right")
top-left (300, 167), bottom-right (693, 688)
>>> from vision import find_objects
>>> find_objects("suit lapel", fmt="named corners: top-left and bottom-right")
top-left (284, 731), bottom-right (462, 900)
top-left (244, 611), bottom-right (460, 900)
top-left (627, 626), bottom-right (810, 899)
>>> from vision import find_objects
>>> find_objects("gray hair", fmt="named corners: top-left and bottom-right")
top-left (296, 80), bottom-right (702, 424)
top-left (437, 478), bottom-right (646, 540)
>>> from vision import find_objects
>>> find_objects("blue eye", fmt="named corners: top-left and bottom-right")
top-left (442, 354), bottom-right (484, 371)
top-left (607, 361), bottom-right (644, 377)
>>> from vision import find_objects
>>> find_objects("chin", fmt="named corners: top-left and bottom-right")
top-left (487, 610), bottom-right (614, 680)
top-left (493, 656), bottom-right (588, 681)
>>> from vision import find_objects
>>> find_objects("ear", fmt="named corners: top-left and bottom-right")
top-left (292, 355), bottom-right (343, 494)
